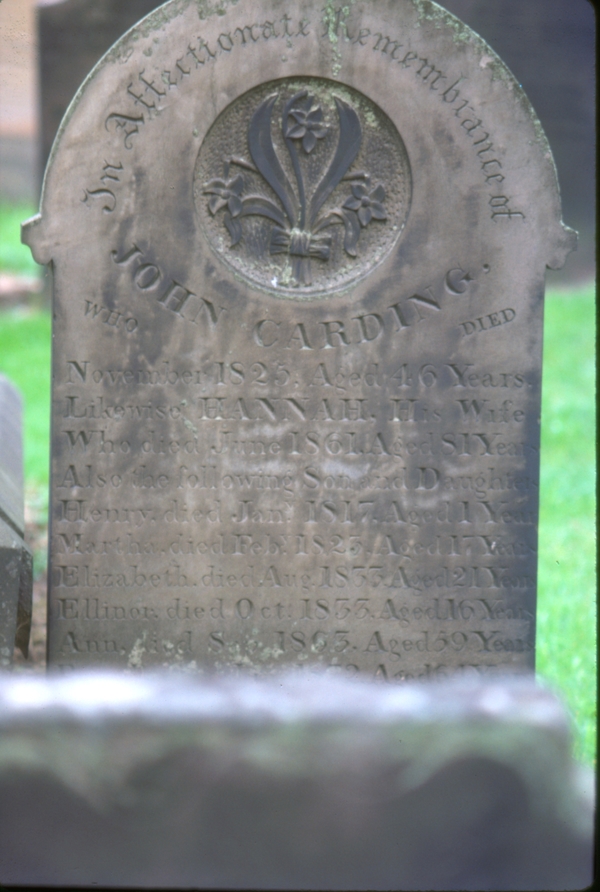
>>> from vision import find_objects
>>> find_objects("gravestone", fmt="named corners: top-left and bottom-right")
top-left (23, 0), bottom-right (576, 675)
top-left (35, 1), bottom-right (595, 283)
top-left (37, 0), bottom-right (164, 189)
top-left (440, 0), bottom-right (594, 284)
top-left (0, 375), bottom-right (32, 666)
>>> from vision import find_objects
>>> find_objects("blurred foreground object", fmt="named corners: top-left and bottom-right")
top-left (0, 375), bottom-right (32, 665)
top-left (0, 671), bottom-right (593, 889)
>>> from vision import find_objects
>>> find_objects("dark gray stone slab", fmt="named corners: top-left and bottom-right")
top-left (0, 672), bottom-right (593, 889)
top-left (23, 0), bottom-right (576, 673)
top-left (0, 375), bottom-right (32, 664)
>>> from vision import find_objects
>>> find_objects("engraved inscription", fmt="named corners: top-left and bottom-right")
top-left (111, 245), bottom-right (227, 328)
top-left (82, 161), bottom-right (124, 213)
top-left (459, 309), bottom-right (517, 336)
top-left (105, 112), bottom-right (145, 149)
top-left (53, 331), bottom-right (538, 676)
top-left (325, 4), bottom-right (525, 220)
top-left (102, 13), bottom-right (313, 154)
top-left (30, 0), bottom-right (567, 678)
top-left (84, 301), bottom-right (139, 333)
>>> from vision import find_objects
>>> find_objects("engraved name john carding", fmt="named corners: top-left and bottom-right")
top-left (195, 78), bottom-right (412, 297)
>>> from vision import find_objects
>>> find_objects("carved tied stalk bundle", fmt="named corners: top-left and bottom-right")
top-left (204, 90), bottom-right (388, 287)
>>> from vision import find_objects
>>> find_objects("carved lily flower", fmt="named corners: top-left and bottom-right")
top-left (286, 101), bottom-right (328, 153)
top-left (343, 183), bottom-right (387, 227)
top-left (204, 174), bottom-right (244, 217)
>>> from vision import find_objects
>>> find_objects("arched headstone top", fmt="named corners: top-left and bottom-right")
top-left (23, 0), bottom-right (576, 674)
top-left (24, 0), bottom-right (575, 275)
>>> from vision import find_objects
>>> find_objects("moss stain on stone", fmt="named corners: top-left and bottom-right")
top-left (106, 0), bottom-right (191, 47)
top-left (128, 632), bottom-right (147, 669)
top-left (195, 0), bottom-right (240, 21)
top-left (322, 0), bottom-right (356, 77)
top-left (412, 0), bottom-right (550, 153)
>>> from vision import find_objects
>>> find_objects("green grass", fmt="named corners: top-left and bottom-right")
top-left (0, 306), bottom-right (51, 486)
top-left (537, 284), bottom-right (596, 766)
top-left (0, 206), bottom-right (595, 764)
top-left (0, 203), bottom-right (49, 487)
top-left (0, 202), bottom-right (42, 276)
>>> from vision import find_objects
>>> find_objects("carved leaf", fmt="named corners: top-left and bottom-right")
top-left (240, 196), bottom-right (287, 227)
top-left (369, 202), bottom-right (387, 221)
top-left (208, 195), bottom-right (228, 215)
top-left (248, 95), bottom-right (297, 227)
top-left (286, 123), bottom-right (306, 139)
top-left (228, 196), bottom-right (243, 217)
top-left (340, 208), bottom-right (361, 257)
top-left (224, 212), bottom-right (243, 247)
top-left (358, 206), bottom-right (372, 227)
top-left (303, 130), bottom-right (317, 154)
top-left (308, 99), bottom-right (362, 227)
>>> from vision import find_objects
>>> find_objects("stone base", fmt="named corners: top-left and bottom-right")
top-left (0, 671), bottom-right (593, 889)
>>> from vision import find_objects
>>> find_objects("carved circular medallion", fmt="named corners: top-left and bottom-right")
top-left (194, 78), bottom-right (412, 299)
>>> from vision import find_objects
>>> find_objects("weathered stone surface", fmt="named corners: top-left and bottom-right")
top-left (0, 672), bottom-right (593, 889)
top-left (0, 374), bottom-right (25, 535)
top-left (34, 0), bottom-right (595, 282)
top-left (0, 522), bottom-right (33, 664)
top-left (0, 375), bottom-right (32, 664)
top-left (37, 0), bottom-right (164, 189)
top-left (23, 0), bottom-right (576, 673)
top-left (444, 0), bottom-right (594, 284)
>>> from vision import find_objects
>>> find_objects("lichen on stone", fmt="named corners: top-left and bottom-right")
top-left (322, 0), bottom-right (356, 77)
top-left (195, 0), bottom-right (241, 21)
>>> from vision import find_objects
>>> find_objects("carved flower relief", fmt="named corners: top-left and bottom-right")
top-left (205, 174), bottom-right (244, 217)
top-left (284, 99), bottom-right (329, 153)
top-left (343, 183), bottom-right (387, 228)
top-left (202, 89), bottom-right (389, 286)
top-left (196, 80), bottom-right (412, 294)
top-left (204, 173), bottom-right (246, 246)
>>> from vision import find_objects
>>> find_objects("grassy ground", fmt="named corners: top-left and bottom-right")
top-left (0, 306), bottom-right (51, 487)
top-left (536, 284), bottom-right (596, 765)
top-left (0, 208), bottom-right (595, 765)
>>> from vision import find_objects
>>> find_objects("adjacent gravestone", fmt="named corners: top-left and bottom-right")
top-left (0, 376), bottom-right (32, 666)
top-left (23, 0), bottom-right (576, 674)
top-left (0, 672), bottom-right (594, 889)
